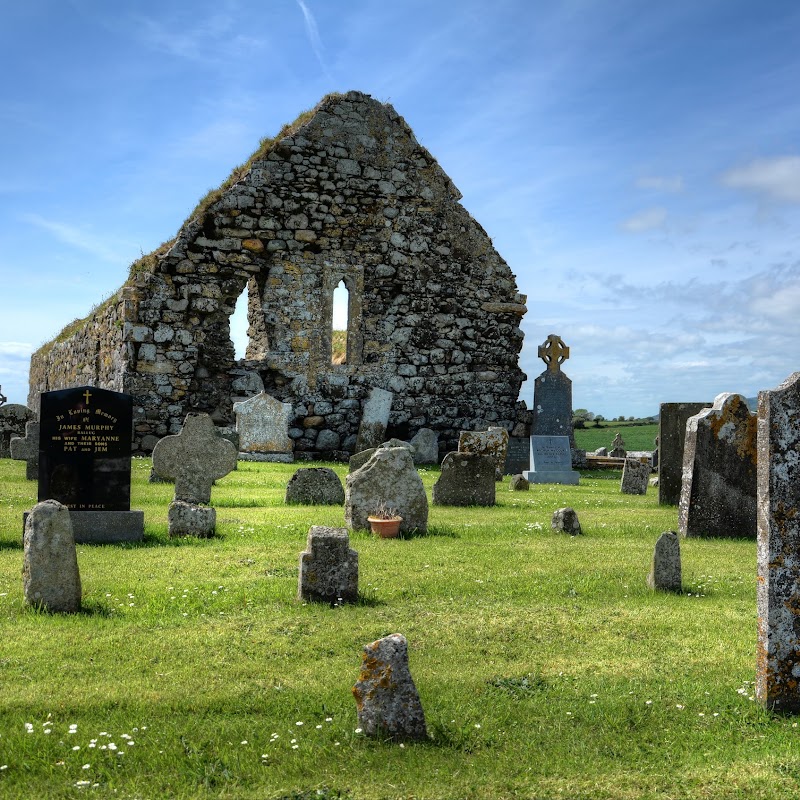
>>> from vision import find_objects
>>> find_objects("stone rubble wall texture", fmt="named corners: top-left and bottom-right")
top-left (28, 91), bottom-right (527, 457)
top-left (678, 393), bottom-right (757, 539)
top-left (756, 372), bottom-right (800, 712)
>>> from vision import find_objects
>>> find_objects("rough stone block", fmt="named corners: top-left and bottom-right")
top-left (285, 468), bottom-right (345, 505)
top-left (432, 452), bottom-right (495, 506)
top-left (551, 507), bottom-right (582, 536)
top-left (168, 500), bottom-right (216, 538)
top-left (647, 531), bottom-right (681, 592)
top-left (298, 526), bottom-right (358, 603)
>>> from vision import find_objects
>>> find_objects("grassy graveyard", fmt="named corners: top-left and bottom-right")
top-left (0, 456), bottom-right (792, 800)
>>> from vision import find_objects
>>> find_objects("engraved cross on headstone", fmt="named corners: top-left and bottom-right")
top-left (151, 413), bottom-right (237, 504)
top-left (538, 334), bottom-right (569, 373)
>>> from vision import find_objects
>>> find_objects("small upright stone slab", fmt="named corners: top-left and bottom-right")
top-left (0, 403), bottom-right (35, 458)
top-left (233, 391), bottom-right (293, 462)
top-left (285, 468), bottom-right (345, 505)
top-left (409, 428), bottom-right (439, 464)
top-left (458, 427), bottom-right (509, 479)
top-left (678, 393), bottom-right (757, 538)
top-left (756, 372), bottom-right (800, 712)
top-left (152, 413), bottom-right (237, 504)
top-left (523, 436), bottom-right (579, 485)
top-left (552, 507), bottom-right (582, 535)
top-left (647, 531), bottom-right (681, 592)
top-left (298, 526), bottom-right (358, 603)
top-left (658, 402), bottom-right (711, 505)
top-left (621, 458), bottom-right (650, 495)
top-left (10, 421), bottom-right (40, 480)
top-left (355, 388), bottom-right (393, 452)
top-left (345, 447), bottom-right (428, 534)
top-left (168, 501), bottom-right (216, 538)
top-left (23, 500), bottom-right (81, 613)
top-left (510, 474), bottom-right (530, 491)
top-left (432, 452), bottom-right (495, 506)
top-left (352, 634), bottom-right (427, 741)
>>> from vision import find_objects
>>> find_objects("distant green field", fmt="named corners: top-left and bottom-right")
top-left (574, 423), bottom-right (658, 452)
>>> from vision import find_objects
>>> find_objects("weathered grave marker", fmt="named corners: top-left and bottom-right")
top-left (36, 386), bottom-right (143, 543)
top-left (355, 388), bottom-right (393, 452)
top-left (409, 428), bottom-right (439, 464)
top-left (678, 393), bottom-right (756, 538)
top-left (432, 452), bottom-right (496, 506)
top-left (523, 435), bottom-right (579, 485)
top-left (609, 432), bottom-right (626, 458)
top-left (504, 436), bottom-right (530, 475)
top-left (298, 526), bottom-right (358, 603)
top-left (11, 421), bottom-right (40, 480)
top-left (458, 427), bottom-right (509, 479)
top-left (352, 634), bottom-right (427, 741)
top-left (621, 458), bottom-right (649, 495)
top-left (0, 403), bottom-right (35, 458)
top-left (510, 474), bottom-right (530, 491)
top-left (551, 507), bottom-right (582, 535)
top-left (285, 468), bottom-right (345, 505)
top-left (233, 391), bottom-right (293, 462)
top-left (658, 402), bottom-right (710, 505)
top-left (756, 372), bottom-right (800, 712)
top-left (647, 531), bottom-right (681, 592)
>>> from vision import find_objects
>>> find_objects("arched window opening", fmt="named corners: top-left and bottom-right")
top-left (332, 280), bottom-right (349, 364)
top-left (229, 277), bottom-right (269, 362)
top-left (230, 287), bottom-right (249, 361)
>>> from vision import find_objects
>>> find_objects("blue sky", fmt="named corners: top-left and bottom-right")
top-left (1, 0), bottom-right (799, 418)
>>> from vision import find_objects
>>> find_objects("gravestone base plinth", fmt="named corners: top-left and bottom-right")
top-left (23, 510), bottom-right (144, 544)
top-left (523, 469), bottom-right (580, 485)
top-left (238, 451), bottom-right (294, 463)
top-left (523, 435), bottom-right (580, 485)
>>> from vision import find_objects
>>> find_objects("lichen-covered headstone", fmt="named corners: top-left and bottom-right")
top-left (355, 388), bottom-right (393, 453)
top-left (345, 447), bottom-right (428, 534)
top-left (756, 372), bottom-right (800, 712)
top-left (678, 393), bottom-right (757, 538)
top-left (551, 507), bottom-right (582, 536)
top-left (168, 500), bottom-right (216, 538)
top-left (409, 428), bottom-right (439, 464)
top-left (151, 413), bottom-right (237, 504)
top-left (510, 474), bottom-right (530, 491)
top-left (298, 526), bottom-right (358, 603)
top-left (233, 391), bottom-right (293, 461)
top-left (285, 468), bottom-right (345, 505)
top-left (23, 500), bottom-right (81, 613)
top-left (647, 531), bottom-right (681, 592)
top-left (621, 458), bottom-right (650, 495)
top-left (458, 427), bottom-right (509, 479)
top-left (10, 421), bottom-right (40, 481)
top-left (352, 633), bottom-right (427, 741)
top-left (432, 452), bottom-right (495, 506)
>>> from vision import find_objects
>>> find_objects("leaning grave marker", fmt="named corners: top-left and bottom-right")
top-left (35, 386), bottom-right (143, 543)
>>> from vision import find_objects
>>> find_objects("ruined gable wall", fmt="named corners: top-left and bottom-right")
top-left (32, 92), bottom-right (527, 456)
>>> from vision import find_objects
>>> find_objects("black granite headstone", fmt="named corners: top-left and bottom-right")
top-left (39, 386), bottom-right (133, 511)
top-left (503, 436), bottom-right (530, 475)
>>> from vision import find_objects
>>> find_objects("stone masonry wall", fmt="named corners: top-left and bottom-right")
top-left (29, 92), bottom-right (528, 457)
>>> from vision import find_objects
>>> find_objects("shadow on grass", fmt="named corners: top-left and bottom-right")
top-left (24, 599), bottom-right (117, 618)
top-left (400, 525), bottom-right (459, 540)
top-left (0, 539), bottom-right (23, 551)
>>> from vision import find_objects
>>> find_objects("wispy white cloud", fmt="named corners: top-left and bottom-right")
top-left (21, 215), bottom-right (125, 263)
top-left (636, 175), bottom-right (684, 193)
top-left (0, 341), bottom-right (33, 359)
top-left (721, 156), bottom-right (800, 204)
top-left (295, 0), bottom-right (333, 81)
top-left (621, 207), bottom-right (667, 232)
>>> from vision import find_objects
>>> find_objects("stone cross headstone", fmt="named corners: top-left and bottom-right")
top-left (647, 531), bottom-right (681, 592)
top-left (23, 499), bottom-right (81, 613)
top-left (621, 458), bottom-right (649, 495)
top-left (285, 468), bottom-right (345, 505)
top-left (523, 435), bottom-right (579, 485)
top-left (756, 372), bottom-right (800, 712)
top-left (531, 334), bottom-right (576, 451)
top-left (432, 452), bottom-right (496, 506)
top-left (10, 421), bottom-right (40, 480)
top-left (345, 447), bottom-right (428, 534)
top-left (355, 387), bottom-right (393, 453)
top-left (658, 402), bottom-right (710, 505)
top-left (551, 507), bottom-right (582, 535)
top-left (0, 403), bottom-right (35, 458)
top-left (458, 427), bottom-right (509, 480)
top-left (233, 391), bottom-right (293, 462)
top-left (36, 386), bottom-right (143, 543)
top-left (352, 634), bottom-right (427, 741)
top-left (678, 393), bottom-right (757, 539)
top-left (298, 526), bottom-right (358, 603)
top-left (609, 433), bottom-right (626, 458)
top-left (152, 413), bottom-right (237, 505)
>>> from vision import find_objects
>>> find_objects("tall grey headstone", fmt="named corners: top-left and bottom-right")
top-left (531, 334), bottom-right (575, 451)
top-left (647, 531), bottom-right (681, 592)
top-left (432, 452), bottom-right (496, 506)
top-left (658, 402), bottom-right (710, 505)
top-left (678, 393), bottom-right (757, 538)
top-left (233, 391), bottom-right (293, 462)
top-left (355, 388), bottom-right (393, 453)
top-left (345, 447), bottom-right (428, 534)
top-left (23, 500), bottom-right (81, 613)
top-left (10, 421), bottom-right (40, 480)
top-left (621, 458), bottom-right (649, 495)
top-left (756, 372), bottom-right (800, 712)
top-left (298, 526), bottom-right (358, 603)
top-left (523, 436), bottom-right (579, 485)
top-left (352, 634), bottom-right (427, 741)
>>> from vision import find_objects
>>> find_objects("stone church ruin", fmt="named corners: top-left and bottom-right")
top-left (29, 91), bottom-right (528, 458)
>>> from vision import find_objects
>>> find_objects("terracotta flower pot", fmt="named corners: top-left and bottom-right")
top-left (367, 517), bottom-right (402, 538)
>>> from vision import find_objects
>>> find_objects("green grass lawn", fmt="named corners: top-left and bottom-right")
top-left (0, 457), bottom-right (788, 799)
top-left (574, 423), bottom-right (659, 453)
